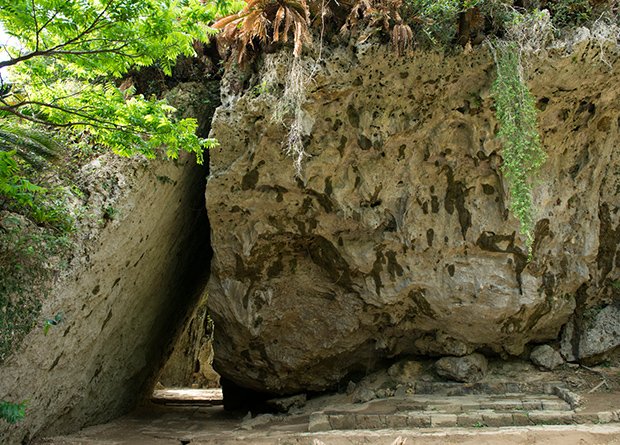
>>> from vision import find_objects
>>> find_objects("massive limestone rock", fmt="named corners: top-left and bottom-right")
top-left (0, 152), bottom-right (210, 443)
top-left (206, 30), bottom-right (620, 394)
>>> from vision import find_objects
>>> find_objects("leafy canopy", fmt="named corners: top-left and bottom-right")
top-left (0, 0), bottom-right (230, 163)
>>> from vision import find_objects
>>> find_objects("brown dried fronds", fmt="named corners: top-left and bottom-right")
top-left (308, 0), bottom-right (354, 29)
top-left (391, 23), bottom-right (413, 56)
top-left (212, 0), bottom-right (311, 65)
top-left (340, 0), bottom-right (425, 55)
top-left (341, 0), bottom-right (387, 32)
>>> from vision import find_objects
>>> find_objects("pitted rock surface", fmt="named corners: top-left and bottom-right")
top-left (206, 32), bottom-right (620, 394)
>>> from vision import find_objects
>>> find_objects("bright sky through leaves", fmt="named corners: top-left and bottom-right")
top-left (0, 26), bottom-right (16, 80)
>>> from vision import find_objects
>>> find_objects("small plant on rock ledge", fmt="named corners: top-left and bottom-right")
top-left (42, 311), bottom-right (65, 336)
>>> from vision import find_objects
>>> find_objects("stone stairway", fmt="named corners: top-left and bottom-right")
top-left (151, 388), bottom-right (224, 407)
top-left (308, 382), bottom-right (620, 432)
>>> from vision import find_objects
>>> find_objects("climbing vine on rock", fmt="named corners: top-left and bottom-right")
top-left (491, 42), bottom-right (545, 249)
top-left (490, 10), bottom-right (551, 252)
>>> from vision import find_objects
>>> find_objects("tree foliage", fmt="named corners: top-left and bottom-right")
top-left (0, 0), bottom-right (226, 162)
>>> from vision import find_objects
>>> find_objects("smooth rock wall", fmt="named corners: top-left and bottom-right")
top-left (0, 152), bottom-right (210, 443)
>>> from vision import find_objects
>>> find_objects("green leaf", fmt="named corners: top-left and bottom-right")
top-left (0, 0), bottom-right (223, 162)
top-left (0, 399), bottom-right (28, 423)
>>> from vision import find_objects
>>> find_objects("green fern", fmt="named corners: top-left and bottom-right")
top-left (0, 121), bottom-right (60, 170)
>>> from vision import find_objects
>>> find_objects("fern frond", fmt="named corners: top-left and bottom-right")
top-left (242, 10), bottom-right (263, 36)
top-left (255, 14), bottom-right (271, 43)
top-left (0, 123), bottom-right (60, 170)
top-left (287, 0), bottom-right (309, 19)
top-left (212, 13), bottom-right (244, 30)
top-left (273, 6), bottom-right (286, 42)
top-left (282, 8), bottom-right (294, 43)
top-left (293, 21), bottom-right (304, 57)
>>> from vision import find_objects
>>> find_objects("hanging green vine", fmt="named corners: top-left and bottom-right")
top-left (491, 40), bottom-right (547, 252)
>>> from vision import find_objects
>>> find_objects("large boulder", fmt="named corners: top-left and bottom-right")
top-left (206, 33), bottom-right (620, 394)
top-left (435, 353), bottom-right (488, 383)
top-left (562, 303), bottom-right (620, 363)
top-left (530, 345), bottom-right (564, 370)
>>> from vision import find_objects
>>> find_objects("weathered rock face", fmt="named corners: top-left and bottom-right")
top-left (0, 152), bottom-right (210, 443)
top-left (562, 302), bottom-right (620, 363)
top-left (158, 303), bottom-right (220, 388)
top-left (206, 30), bottom-right (620, 395)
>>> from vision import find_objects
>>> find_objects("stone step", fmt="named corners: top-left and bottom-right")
top-left (307, 389), bottom-right (618, 432)
top-left (393, 394), bottom-right (572, 413)
top-left (324, 394), bottom-right (573, 416)
top-left (408, 381), bottom-right (566, 396)
top-left (151, 389), bottom-right (224, 407)
top-left (309, 408), bottom-right (620, 432)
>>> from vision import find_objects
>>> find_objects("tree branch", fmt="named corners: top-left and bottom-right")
top-left (31, 0), bottom-right (40, 51)
top-left (3, 100), bottom-right (118, 126)
top-left (0, 0), bottom-right (118, 69)
top-left (37, 0), bottom-right (71, 36)
top-left (0, 103), bottom-right (147, 136)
